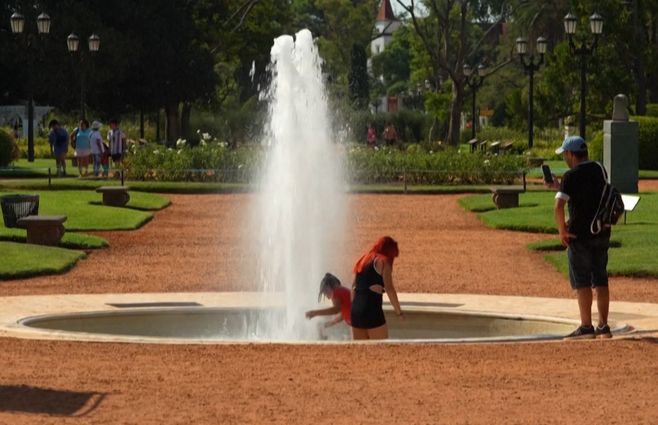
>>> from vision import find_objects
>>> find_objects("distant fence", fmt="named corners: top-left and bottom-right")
top-left (1, 165), bottom-right (526, 192)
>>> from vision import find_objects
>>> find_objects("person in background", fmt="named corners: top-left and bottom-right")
top-left (107, 119), bottom-right (127, 175)
top-left (305, 273), bottom-right (352, 330)
top-left (350, 236), bottom-right (403, 340)
top-left (90, 121), bottom-right (105, 177)
top-left (72, 119), bottom-right (92, 177)
top-left (383, 122), bottom-right (398, 147)
top-left (48, 119), bottom-right (68, 177)
top-left (366, 123), bottom-right (377, 148)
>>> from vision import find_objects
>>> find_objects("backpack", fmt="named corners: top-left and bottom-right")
top-left (590, 162), bottom-right (625, 235)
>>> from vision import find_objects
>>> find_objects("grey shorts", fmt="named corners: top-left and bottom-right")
top-left (567, 237), bottom-right (609, 290)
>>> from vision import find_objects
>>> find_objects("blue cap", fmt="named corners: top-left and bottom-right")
top-left (555, 136), bottom-right (587, 154)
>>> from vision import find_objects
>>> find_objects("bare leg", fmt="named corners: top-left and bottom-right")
top-left (352, 327), bottom-right (369, 340)
top-left (595, 286), bottom-right (610, 326)
top-left (576, 288), bottom-right (593, 327)
top-left (366, 324), bottom-right (388, 340)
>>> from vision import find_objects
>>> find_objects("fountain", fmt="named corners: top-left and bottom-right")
top-left (0, 30), bottom-right (633, 344)
top-left (248, 29), bottom-right (346, 340)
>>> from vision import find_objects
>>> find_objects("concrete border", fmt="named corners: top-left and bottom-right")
top-left (1, 292), bottom-right (657, 344)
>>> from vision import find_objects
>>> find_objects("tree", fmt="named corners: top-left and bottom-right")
top-left (396, 0), bottom-right (511, 145)
top-left (300, 0), bottom-right (378, 99)
top-left (349, 43), bottom-right (370, 108)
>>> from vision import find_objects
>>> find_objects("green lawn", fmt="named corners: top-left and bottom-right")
top-left (460, 191), bottom-right (658, 277)
top-left (0, 190), bottom-right (168, 231)
top-left (526, 160), bottom-right (658, 179)
top-left (0, 159), bottom-right (53, 177)
top-left (0, 177), bottom-right (251, 194)
top-left (0, 241), bottom-right (86, 279)
top-left (0, 190), bottom-right (170, 279)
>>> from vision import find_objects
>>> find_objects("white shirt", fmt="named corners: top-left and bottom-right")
top-left (90, 130), bottom-right (104, 155)
top-left (107, 129), bottom-right (126, 155)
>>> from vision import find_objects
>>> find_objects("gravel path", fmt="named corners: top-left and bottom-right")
top-left (1, 192), bottom-right (657, 424)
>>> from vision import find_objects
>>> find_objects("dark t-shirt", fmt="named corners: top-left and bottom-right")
top-left (49, 127), bottom-right (69, 155)
top-left (559, 161), bottom-right (610, 239)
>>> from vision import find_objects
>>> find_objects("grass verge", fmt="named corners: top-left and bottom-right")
top-left (460, 191), bottom-right (658, 277)
top-left (0, 241), bottom-right (86, 279)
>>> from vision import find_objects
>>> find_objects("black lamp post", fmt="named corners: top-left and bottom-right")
top-left (516, 36), bottom-right (547, 149)
top-left (10, 10), bottom-right (51, 162)
top-left (67, 33), bottom-right (100, 120)
top-left (463, 64), bottom-right (487, 140)
top-left (564, 12), bottom-right (603, 140)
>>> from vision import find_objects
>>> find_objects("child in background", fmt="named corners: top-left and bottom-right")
top-left (305, 273), bottom-right (352, 328)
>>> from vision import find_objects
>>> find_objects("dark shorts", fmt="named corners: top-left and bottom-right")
top-left (567, 236), bottom-right (609, 289)
top-left (111, 153), bottom-right (123, 162)
top-left (351, 290), bottom-right (386, 329)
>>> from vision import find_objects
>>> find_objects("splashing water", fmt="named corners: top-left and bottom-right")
top-left (249, 29), bottom-right (346, 340)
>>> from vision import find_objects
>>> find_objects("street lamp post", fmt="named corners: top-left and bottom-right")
top-left (67, 33), bottom-right (100, 119)
top-left (10, 11), bottom-right (51, 162)
top-left (564, 12), bottom-right (604, 140)
top-left (516, 36), bottom-right (547, 149)
top-left (463, 64), bottom-right (487, 140)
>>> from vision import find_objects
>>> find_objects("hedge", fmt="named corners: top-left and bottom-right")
top-left (124, 141), bottom-right (528, 185)
top-left (633, 116), bottom-right (658, 170)
top-left (0, 129), bottom-right (19, 167)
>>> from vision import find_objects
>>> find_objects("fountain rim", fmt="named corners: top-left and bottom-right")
top-left (0, 292), bottom-right (649, 345)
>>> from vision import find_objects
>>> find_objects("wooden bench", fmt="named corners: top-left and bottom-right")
top-left (490, 141), bottom-right (501, 155)
top-left (96, 186), bottom-right (130, 207)
top-left (527, 157), bottom-right (545, 167)
top-left (500, 141), bottom-right (514, 154)
top-left (478, 140), bottom-right (489, 153)
top-left (17, 215), bottom-right (67, 246)
top-left (467, 138), bottom-right (479, 153)
top-left (490, 186), bottom-right (525, 209)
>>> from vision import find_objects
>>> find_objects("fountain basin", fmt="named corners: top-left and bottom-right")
top-left (18, 307), bottom-right (582, 343)
top-left (0, 293), bottom-right (640, 344)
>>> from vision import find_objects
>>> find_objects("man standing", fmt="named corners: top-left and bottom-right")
top-left (550, 136), bottom-right (612, 339)
top-left (48, 120), bottom-right (68, 177)
top-left (107, 119), bottom-right (127, 172)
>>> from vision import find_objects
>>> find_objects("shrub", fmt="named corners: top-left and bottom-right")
top-left (14, 135), bottom-right (53, 159)
top-left (633, 116), bottom-right (658, 170)
top-left (0, 129), bottom-right (19, 167)
top-left (345, 145), bottom-right (527, 185)
top-left (646, 104), bottom-right (658, 117)
top-left (123, 141), bottom-right (263, 182)
top-left (349, 110), bottom-right (432, 145)
top-left (124, 140), bottom-right (528, 185)
top-left (588, 130), bottom-right (604, 162)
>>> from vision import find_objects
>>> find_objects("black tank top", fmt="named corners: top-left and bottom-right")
top-left (354, 260), bottom-right (383, 291)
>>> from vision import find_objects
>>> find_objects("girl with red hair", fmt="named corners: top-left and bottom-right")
top-left (350, 236), bottom-right (403, 340)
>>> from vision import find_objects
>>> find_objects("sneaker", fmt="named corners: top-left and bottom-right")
top-left (564, 325), bottom-right (595, 340)
top-left (595, 324), bottom-right (612, 339)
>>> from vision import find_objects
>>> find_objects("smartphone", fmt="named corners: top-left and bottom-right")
top-left (541, 165), bottom-right (553, 184)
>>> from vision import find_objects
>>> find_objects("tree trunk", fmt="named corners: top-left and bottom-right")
top-left (181, 102), bottom-right (192, 140)
top-left (165, 102), bottom-right (181, 146)
top-left (633, 0), bottom-right (647, 115)
top-left (446, 81), bottom-right (464, 146)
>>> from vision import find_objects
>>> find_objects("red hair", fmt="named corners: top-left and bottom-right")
top-left (353, 236), bottom-right (399, 273)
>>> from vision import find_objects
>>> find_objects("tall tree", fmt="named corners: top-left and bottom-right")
top-left (396, 0), bottom-right (511, 145)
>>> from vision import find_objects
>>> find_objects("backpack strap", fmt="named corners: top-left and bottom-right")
top-left (590, 162), bottom-right (609, 235)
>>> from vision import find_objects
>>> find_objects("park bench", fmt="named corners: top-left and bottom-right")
top-left (17, 215), bottom-right (67, 246)
top-left (467, 138), bottom-right (479, 153)
top-left (478, 140), bottom-right (488, 153)
top-left (490, 141), bottom-right (501, 155)
top-left (96, 186), bottom-right (130, 207)
top-left (527, 157), bottom-right (545, 167)
top-left (500, 141), bottom-right (514, 154)
top-left (490, 186), bottom-right (525, 209)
